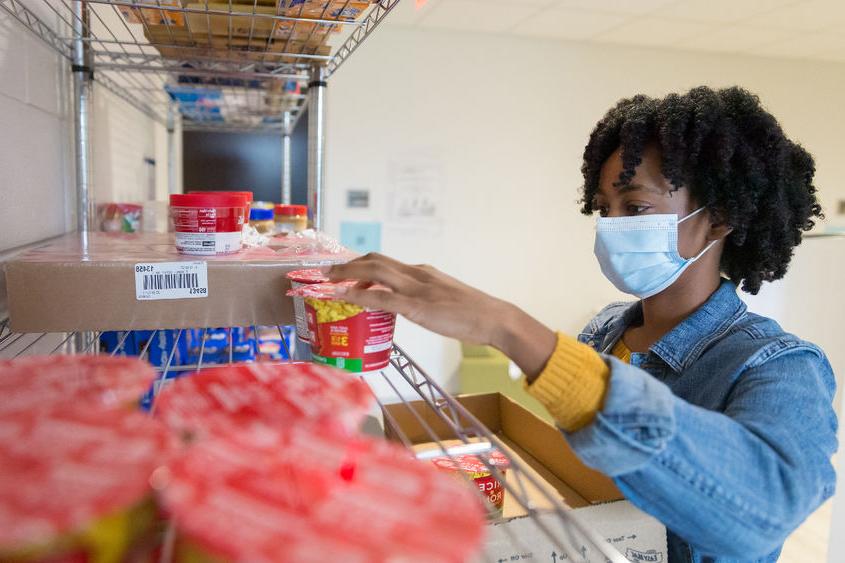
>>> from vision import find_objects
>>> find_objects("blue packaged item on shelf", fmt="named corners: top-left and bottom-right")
top-left (145, 329), bottom-right (191, 369)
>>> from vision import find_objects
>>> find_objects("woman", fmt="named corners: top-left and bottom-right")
top-left (329, 86), bottom-right (837, 562)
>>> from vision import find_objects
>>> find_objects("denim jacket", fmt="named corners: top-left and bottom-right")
top-left (567, 280), bottom-right (838, 562)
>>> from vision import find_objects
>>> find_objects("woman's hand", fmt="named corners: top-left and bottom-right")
top-left (328, 254), bottom-right (557, 379)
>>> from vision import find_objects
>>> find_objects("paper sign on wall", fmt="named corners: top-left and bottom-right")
top-left (386, 153), bottom-right (444, 236)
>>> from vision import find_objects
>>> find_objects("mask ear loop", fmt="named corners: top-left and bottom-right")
top-left (688, 239), bottom-right (719, 263)
top-left (678, 206), bottom-right (706, 224)
top-left (679, 207), bottom-right (719, 262)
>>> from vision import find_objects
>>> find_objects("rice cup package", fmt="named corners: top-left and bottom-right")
top-left (286, 281), bottom-right (396, 373)
top-left (160, 424), bottom-right (486, 562)
top-left (430, 450), bottom-right (511, 519)
top-left (0, 405), bottom-right (171, 561)
top-left (286, 268), bottom-right (330, 342)
top-left (155, 362), bottom-right (373, 439)
top-left (0, 355), bottom-right (156, 415)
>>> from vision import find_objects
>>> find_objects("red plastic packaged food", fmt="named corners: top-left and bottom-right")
top-left (286, 268), bottom-right (331, 341)
top-left (169, 193), bottom-right (247, 256)
top-left (160, 424), bottom-right (486, 563)
top-left (430, 450), bottom-right (510, 519)
top-left (0, 355), bottom-right (156, 415)
top-left (287, 281), bottom-right (396, 373)
top-left (155, 362), bottom-right (373, 438)
top-left (0, 404), bottom-right (172, 561)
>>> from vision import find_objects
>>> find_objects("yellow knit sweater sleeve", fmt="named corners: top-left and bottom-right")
top-left (525, 332), bottom-right (611, 432)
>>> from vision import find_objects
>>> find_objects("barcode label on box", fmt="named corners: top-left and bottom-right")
top-left (135, 262), bottom-right (208, 301)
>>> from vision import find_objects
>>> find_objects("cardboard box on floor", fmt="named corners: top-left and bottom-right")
top-left (3, 232), bottom-right (354, 332)
top-left (382, 393), bottom-right (667, 562)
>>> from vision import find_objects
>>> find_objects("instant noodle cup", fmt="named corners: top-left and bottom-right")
top-left (430, 450), bottom-right (510, 519)
top-left (155, 362), bottom-right (373, 439)
top-left (169, 193), bottom-right (247, 255)
top-left (0, 355), bottom-right (156, 415)
top-left (286, 268), bottom-right (330, 342)
top-left (287, 281), bottom-right (396, 373)
top-left (160, 423), bottom-right (486, 563)
top-left (0, 404), bottom-right (172, 562)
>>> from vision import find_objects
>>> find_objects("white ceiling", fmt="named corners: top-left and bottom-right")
top-left (386, 0), bottom-right (845, 62)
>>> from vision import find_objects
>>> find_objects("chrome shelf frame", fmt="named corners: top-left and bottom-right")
top-left (2, 1), bottom-right (629, 560)
top-left (0, 314), bottom-right (628, 562)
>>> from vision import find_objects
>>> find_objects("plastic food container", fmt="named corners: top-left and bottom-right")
top-left (160, 424), bottom-right (486, 563)
top-left (188, 190), bottom-right (253, 218)
top-left (170, 193), bottom-right (247, 255)
top-left (0, 405), bottom-right (170, 562)
top-left (430, 450), bottom-right (510, 519)
top-left (249, 207), bottom-right (275, 234)
top-left (0, 355), bottom-right (156, 415)
top-left (155, 362), bottom-right (372, 439)
top-left (287, 281), bottom-right (396, 373)
top-left (286, 268), bottom-right (330, 342)
top-left (275, 204), bottom-right (308, 234)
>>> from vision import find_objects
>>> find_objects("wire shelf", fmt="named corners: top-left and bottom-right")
top-left (0, 314), bottom-right (629, 562)
top-left (0, 0), bottom-right (400, 128)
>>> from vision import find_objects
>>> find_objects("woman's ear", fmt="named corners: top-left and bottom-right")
top-left (706, 209), bottom-right (734, 242)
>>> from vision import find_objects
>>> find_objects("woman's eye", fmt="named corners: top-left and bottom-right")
top-left (628, 205), bottom-right (650, 215)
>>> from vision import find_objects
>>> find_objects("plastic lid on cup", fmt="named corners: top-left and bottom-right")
top-left (286, 269), bottom-right (330, 284)
top-left (430, 451), bottom-right (510, 474)
top-left (188, 190), bottom-right (254, 204)
top-left (275, 204), bottom-right (308, 217)
top-left (171, 193), bottom-right (247, 208)
top-left (249, 208), bottom-right (274, 221)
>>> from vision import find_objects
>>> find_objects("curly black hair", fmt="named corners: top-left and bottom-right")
top-left (580, 86), bottom-right (823, 294)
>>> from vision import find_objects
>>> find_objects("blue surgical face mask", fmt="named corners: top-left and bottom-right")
top-left (594, 207), bottom-right (718, 299)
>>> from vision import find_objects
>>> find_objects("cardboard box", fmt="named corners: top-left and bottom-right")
top-left (186, 3), bottom-right (278, 38)
top-left (3, 232), bottom-right (354, 332)
top-left (382, 393), bottom-right (667, 562)
top-left (458, 347), bottom-right (553, 423)
top-left (118, 0), bottom-right (186, 27)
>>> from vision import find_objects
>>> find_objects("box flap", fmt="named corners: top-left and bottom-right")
top-left (382, 393), bottom-right (502, 444)
top-left (498, 394), bottom-right (623, 503)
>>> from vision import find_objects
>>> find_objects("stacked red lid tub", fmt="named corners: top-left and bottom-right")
top-left (1, 356), bottom-right (488, 562)
top-left (0, 356), bottom-right (170, 562)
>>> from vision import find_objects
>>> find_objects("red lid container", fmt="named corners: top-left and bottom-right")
top-left (275, 204), bottom-right (308, 216)
top-left (155, 363), bottom-right (373, 439)
top-left (160, 424), bottom-right (486, 562)
top-left (286, 281), bottom-right (396, 373)
top-left (286, 268), bottom-right (330, 284)
top-left (169, 193), bottom-right (246, 255)
top-left (188, 190), bottom-right (253, 205)
top-left (0, 355), bottom-right (156, 415)
top-left (0, 404), bottom-right (171, 558)
top-left (431, 450), bottom-right (510, 518)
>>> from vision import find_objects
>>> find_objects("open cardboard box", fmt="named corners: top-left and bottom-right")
top-left (383, 393), bottom-right (667, 563)
top-left (3, 232), bottom-right (354, 332)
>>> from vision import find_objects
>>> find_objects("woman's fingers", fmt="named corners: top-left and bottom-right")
top-left (329, 255), bottom-right (419, 294)
top-left (337, 285), bottom-right (414, 316)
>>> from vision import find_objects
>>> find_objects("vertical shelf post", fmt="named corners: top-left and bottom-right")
top-left (167, 103), bottom-right (177, 195)
top-left (307, 65), bottom-right (327, 231)
top-left (72, 0), bottom-right (96, 354)
top-left (72, 0), bottom-right (93, 239)
top-left (282, 110), bottom-right (292, 205)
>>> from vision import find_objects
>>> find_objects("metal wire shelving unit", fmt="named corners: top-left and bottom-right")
top-left (0, 2), bottom-right (630, 562)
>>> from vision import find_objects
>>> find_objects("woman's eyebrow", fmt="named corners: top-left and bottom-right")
top-left (615, 182), bottom-right (664, 195)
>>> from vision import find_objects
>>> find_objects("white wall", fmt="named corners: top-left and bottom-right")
top-left (0, 8), bottom-right (170, 255)
top-left (0, 9), bottom-right (71, 252)
top-left (91, 85), bottom-right (161, 204)
top-left (326, 26), bottom-right (845, 392)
